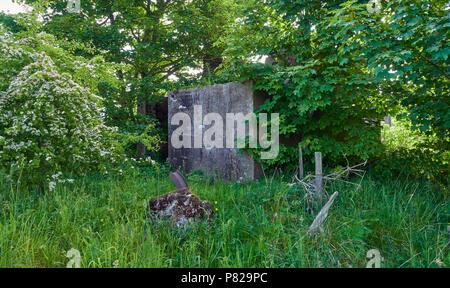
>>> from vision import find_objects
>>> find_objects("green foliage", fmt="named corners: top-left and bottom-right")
top-left (99, 81), bottom-right (162, 156)
top-left (1, 9), bottom-right (162, 159)
top-left (22, 0), bottom-right (237, 158)
top-left (382, 120), bottom-right (426, 151)
top-left (219, 0), bottom-right (386, 168)
top-left (377, 119), bottom-right (449, 186)
top-left (4, 0), bottom-right (447, 182)
top-left (329, 0), bottom-right (449, 183)
top-left (0, 53), bottom-right (124, 189)
top-left (0, 22), bottom-right (122, 95)
top-left (332, 0), bottom-right (449, 137)
top-left (216, 0), bottom-right (449, 182)
top-left (0, 26), bottom-right (135, 188)
top-left (0, 0), bottom-right (446, 269)
top-left (0, 13), bottom-right (26, 33)
top-left (0, 170), bottom-right (447, 267)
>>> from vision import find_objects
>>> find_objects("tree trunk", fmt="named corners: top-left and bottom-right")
top-left (202, 53), bottom-right (223, 77)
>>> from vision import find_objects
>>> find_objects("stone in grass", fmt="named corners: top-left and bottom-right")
top-left (148, 171), bottom-right (214, 227)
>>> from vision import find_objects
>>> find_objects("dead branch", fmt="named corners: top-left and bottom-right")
top-left (308, 192), bottom-right (339, 235)
top-left (289, 160), bottom-right (367, 196)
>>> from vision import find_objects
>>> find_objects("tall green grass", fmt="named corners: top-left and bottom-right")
top-left (0, 169), bottom-right (448, 268)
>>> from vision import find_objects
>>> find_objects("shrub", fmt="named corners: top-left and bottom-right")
top-left (0, 55), bottom-right (123, 190)
top-left (376, 119), bottom-right (449, 187)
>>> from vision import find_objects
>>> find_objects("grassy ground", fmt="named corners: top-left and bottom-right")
top-left (0, 169), bottom-right (448, 268)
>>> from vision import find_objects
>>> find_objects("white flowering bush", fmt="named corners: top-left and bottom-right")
top-left (0, 55), bottom-right (123, 190)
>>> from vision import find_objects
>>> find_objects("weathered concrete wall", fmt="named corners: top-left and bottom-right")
top-left (168, 82), bottom-right (263, 181)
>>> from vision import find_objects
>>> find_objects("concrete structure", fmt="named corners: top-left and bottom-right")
top-left (168, 82), bottom-right (265, 181)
